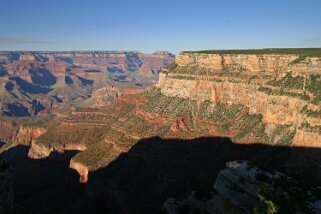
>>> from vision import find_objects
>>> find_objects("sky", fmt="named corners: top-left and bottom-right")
top-left (0, 0), bottom-right (321, 53)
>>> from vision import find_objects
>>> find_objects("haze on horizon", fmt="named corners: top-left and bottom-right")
top-left (0, 0), bottom-right (321, 53)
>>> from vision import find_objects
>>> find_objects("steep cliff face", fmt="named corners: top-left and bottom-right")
top-left (0, 121), bottom-right (46, 150)
top-left (28, 141), bottom-right (53, 159)
top-left (69, 159), bottom-right (89, 183)
top-left (0, 122), bottom-right (19, 144)
top-left (176, 53), bottom-right (321, 74)
top-left (15, 126), bottom-right (46, 145)
top-left (157, 52), bottom-right (321, 147)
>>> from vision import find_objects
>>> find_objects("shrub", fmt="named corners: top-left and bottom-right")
top-left (182, 48), bottom-right (321, 57)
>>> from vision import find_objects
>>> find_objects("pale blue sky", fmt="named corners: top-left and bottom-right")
top-left (0, 0), bottom-right (320, 53)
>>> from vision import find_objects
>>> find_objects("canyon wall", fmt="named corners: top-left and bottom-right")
top-left (157, 52), bottom-right (321, 147)
top-left (176, 53), bottom-right (321, 75)
top-left (0, 121), bottom-right (46, 148)
top-left (15, 126), bottom-right (46, 145)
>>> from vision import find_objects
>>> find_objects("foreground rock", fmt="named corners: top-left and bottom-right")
top-left (162, 160), bottom-right (321, 214)
top-left (214, 161), bottom-right (321, 213)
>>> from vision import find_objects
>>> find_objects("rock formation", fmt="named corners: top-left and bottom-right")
top-left (15, 126), bottom-right (46, 145)
top-left (69, 159), bottom-right (89, 183)
top-left (157, 51), bottom-right (321, 147)
top-left (0, 121), bottom-right (46, 152)
top-left (28, 141), bottom-right (52, 159)
top-left (162, 160), bottom-right (321, 214)
top-left (214, 161), bottom-right (321, 213)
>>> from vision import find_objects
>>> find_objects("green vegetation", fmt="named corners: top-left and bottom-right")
top-left (255, 188), bottom-right (280, 214)
top-left (36, 124), bottom-right (107, 147)
top-left (305, 74), bottom-right (321, 103)
top-left (301, 123), bottom-right (321, 134)
top-left (234, 114), bottom-right (266, 140)
top-left (258, 87), bottom-right (309, 101)
top-left (143, 88), bottom-right (195, 117)
top-left (164, 62), bottom-right (178, 70)
top-left (263, 73), bottom-right (321, 103)
top-left (143, 88), bottom-right (245, 124)
top-left (169, 75), bottom-right (199, 81)
top-left (162, 64), bottom-right (213, 76)
top-left (72, 142), bottom-right (116, 171)
top-left (144, 88), bottom-right (296, 145)
top-left (199, 100), bottom-right (245, 121)
top-left (255, 175), bottom-right (321, 213)
top-left (182, 48), bottom-right (321, 57)
top-left (301, 106), bottom-right (321, 118)
top-left (289, 55), bottom-right (307, 65)
top-left (269, 125), bottom-right (295, 146)
top-left (267, 73), bottom-right (304, 90)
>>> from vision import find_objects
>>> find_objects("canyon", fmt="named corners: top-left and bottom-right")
top-left (0, 51), bottom-right (174, 116)
top-left (1, 48), bottom-right (321, 213)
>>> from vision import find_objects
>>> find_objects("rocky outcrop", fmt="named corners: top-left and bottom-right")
top-left (28, 138), bottom-right (89, 182)
top-left (28, 141), bottom-right (53, 159)
top-left (0, 122), bottom-right (46, 153)
top-left (162, 160), bottom-right (321, 214)
top-left (214, 161), bottom-right (267, 212)
top-left (213, 161), bottom-right (321, 213)
top-left (293, 129), bottom-right (321, 148)
top-left (0, 122), bottom-right (19, 144)
top-left (69, 159), bottom-right (89, 183)
top-left (18, 53), bottom-right (37, 61)
top-left (157, 52), bottom-right (321, 147)
top-left (81, 86), bottom-right (121, 107)
top-left (28, 140), bottom-right (87, 160)
top-left (0, 157), bottom-right (14, 213)
top-left (15, 126), bottom-right (46, 145)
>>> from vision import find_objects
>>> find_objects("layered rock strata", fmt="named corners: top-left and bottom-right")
top-left (157, 52), bottom-right (321, 147)
top-left (0, 51), bottom-right (174, 116)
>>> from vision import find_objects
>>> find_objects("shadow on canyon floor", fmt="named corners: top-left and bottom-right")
top-left (1, 136), bottom-right (321, 214)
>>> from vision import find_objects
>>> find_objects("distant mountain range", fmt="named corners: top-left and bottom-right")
top-left (0, 51), bottom-right (174, 116)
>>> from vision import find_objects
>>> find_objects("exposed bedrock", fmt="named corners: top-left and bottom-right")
top-left (69, 159), bottom-right (89, 183)
top-left (162, 160), bottom-right (321, 214)
top-left (157, 52), bottom-right (321, 147)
